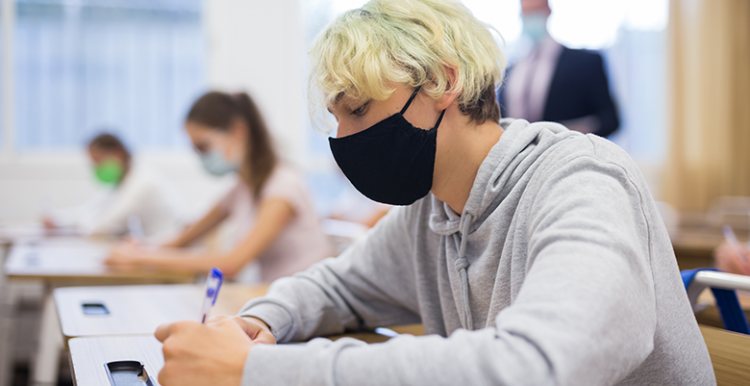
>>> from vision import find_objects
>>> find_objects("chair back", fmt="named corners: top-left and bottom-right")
top-left (682, 268), bottom-right (750, 334)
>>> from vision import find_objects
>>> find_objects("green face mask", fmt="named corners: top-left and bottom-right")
top-left (94, 159), bottom-right (124, 185)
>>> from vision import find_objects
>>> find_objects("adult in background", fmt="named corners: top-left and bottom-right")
top-left (498, 0), bottom-right (620, 137)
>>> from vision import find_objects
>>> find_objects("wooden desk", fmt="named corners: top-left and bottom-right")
top-left (328, 324), bottom-right (424, 343)
top-left (4, 238), bottom-right (192, 284)
top-left (55, 284), bottom-right (268, 341)
top-left (699, 325), bottom-right (750, 385)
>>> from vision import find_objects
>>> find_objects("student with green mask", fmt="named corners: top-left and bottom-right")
top-left (43, 133), bottom-right (184, 238)
top-left (89, 134), bottom-right (128, 185)
top-left (93, 158), bottom-right (125, 185)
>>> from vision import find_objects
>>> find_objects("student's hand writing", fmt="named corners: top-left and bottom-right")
top-left (103, 243), bottom-right (144, 269)
top-left (155, 315), bottom-right (254, 386)
top-left (714, 241), bottom-right (750, 275)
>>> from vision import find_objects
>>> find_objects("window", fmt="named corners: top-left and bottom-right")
top-left (13, 0), bottom-right (205, 152)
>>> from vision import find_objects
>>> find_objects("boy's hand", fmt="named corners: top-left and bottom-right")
top-left (237, 316), bottom-right (276, 344)
top-left (155, 315), bottom-right (270, 386)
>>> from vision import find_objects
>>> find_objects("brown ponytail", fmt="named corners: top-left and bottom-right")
top-left (186, 91), bottom-right (278, 198)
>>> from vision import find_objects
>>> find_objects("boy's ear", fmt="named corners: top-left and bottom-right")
top-left (435, 65), bottom-right (459, 111)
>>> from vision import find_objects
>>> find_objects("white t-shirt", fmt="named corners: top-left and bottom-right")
top-left (218, 165), bottom-right (332, 283)
top-left (53, 165), bottom-right (184, 238)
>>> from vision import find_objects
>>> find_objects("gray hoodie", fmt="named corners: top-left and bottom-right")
top-left (239, 119), bottom-right (715, 385)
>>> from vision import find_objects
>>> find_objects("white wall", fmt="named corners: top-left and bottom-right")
top-left (204, 0), bottom-right (307, 165)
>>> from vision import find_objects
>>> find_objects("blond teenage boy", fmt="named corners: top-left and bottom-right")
top-left (154, 1), bottom-right (715, 385)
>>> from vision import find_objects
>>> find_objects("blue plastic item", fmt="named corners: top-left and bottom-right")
top-left (681, 268), bottom-right (750, 334)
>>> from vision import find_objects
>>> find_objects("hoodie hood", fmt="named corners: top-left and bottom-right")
top-left (428, 118), bottom-right (580, 236)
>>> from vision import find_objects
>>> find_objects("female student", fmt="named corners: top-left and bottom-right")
top-left (105, 91), bottom-right (331, 283)
top-left (44, 133), bottom-right (183, 238)
top-left (154, 1), bottom-right (715, 385)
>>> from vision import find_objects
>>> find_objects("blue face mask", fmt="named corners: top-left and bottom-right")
top-left (199, 150), bottom-right (238, 176)
top-left (522, 12), bottom-right (549, 45)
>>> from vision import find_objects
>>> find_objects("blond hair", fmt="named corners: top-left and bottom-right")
top-left (309, 0), bottom-right (506, 125)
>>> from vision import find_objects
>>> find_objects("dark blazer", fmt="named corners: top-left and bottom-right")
top-left (498, 47), bottom-right (620, 138)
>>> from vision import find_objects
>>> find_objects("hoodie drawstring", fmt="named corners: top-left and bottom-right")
top-left (454, 213), bottom-right (473, 330)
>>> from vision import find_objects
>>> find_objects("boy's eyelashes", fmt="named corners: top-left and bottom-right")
top-left (350, 102), bottom-right (369, 116)
top-left (326, 98), bottom-right (372, 119)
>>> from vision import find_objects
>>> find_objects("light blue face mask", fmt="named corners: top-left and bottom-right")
top-left (199, 150), bottom-right (239, 176)
top-left (522, 12), bottom-right (549, 45)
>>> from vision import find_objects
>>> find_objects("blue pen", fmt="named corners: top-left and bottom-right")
top-left (200, 268), bottom-right (224, 323)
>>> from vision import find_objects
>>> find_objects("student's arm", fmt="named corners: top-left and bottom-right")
top-left (163, 201), bottom-right (229, 248)
top-left (105, 197), bottom-right (294, 277)
top-left (236, 206), bottom-right (422, 342)
top-left (82, 177), bottom-right (151, 236)
top-left (155, 153), bottom-right (668, 386)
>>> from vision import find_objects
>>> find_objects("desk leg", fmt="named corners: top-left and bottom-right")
top-left (0, 245), bottom-right (14, 386)
top-left (0, 294), bottom-right (16, 386)
top-left (0, 305), bottom-right (12, 386)
top-left (31, 293), bottom-right (62, 385)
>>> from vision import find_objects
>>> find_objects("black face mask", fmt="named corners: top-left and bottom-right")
top-left (329, 86), bottom-right (446, 206)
